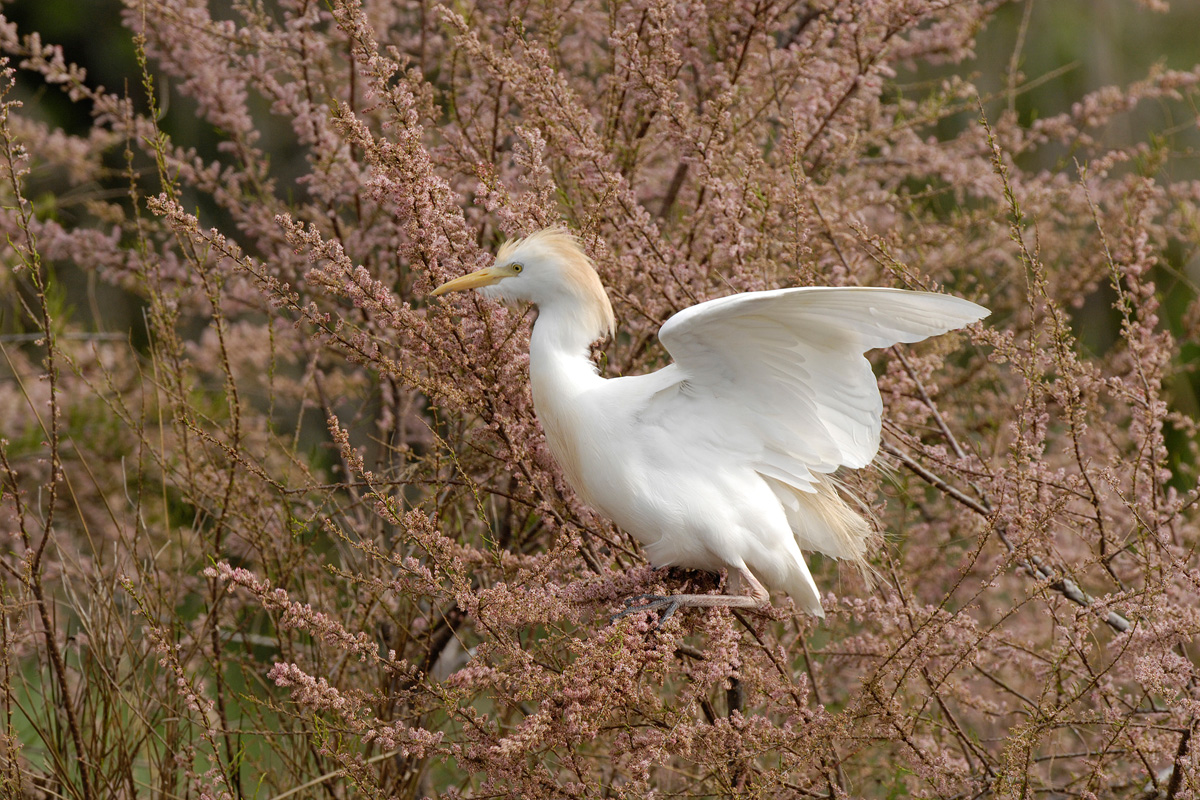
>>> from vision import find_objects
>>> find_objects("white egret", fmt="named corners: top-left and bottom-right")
top-left (433, 228), bottom-right (987, 619)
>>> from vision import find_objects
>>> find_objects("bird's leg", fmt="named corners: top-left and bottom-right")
top-left (611, 567), bottom-right (770, 627)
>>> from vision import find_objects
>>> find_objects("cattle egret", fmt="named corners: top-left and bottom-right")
top-left (433, 228), bottom-right (987, 620)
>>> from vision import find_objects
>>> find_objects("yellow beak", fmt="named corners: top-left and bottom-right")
top-left (430, 266), bottom-right (506, 297)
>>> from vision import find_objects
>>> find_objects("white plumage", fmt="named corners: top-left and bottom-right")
top-left (433, 228), bottom-right (988, 618)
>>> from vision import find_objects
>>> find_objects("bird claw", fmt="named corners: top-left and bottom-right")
top-left (610, 594), bottom-right (681, 629)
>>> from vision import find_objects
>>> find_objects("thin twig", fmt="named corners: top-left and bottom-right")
top-left (882, 441), bottom-right (1132, 634)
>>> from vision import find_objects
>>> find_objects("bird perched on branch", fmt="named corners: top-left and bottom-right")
top-left (433, 228), bottom-right (987, 620)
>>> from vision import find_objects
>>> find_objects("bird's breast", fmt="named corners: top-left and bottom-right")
top-left (534, 394), bottom-right (592, 499)
top-left (529, 371), bottom-right (650, 517)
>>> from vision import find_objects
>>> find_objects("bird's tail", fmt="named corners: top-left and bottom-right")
top-left (768, 476), bottom-right (879, 585)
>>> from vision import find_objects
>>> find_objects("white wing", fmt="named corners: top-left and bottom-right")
top-left (652, 286), bottom-right (989, 492)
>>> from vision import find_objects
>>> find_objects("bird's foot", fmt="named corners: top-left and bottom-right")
top-left (610, 594), bottom-right (681, 629)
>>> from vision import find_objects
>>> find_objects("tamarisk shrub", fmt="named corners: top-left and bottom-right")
top-left (0, 0), bottom-right (1198, 796)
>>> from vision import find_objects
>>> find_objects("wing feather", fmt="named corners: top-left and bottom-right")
top-left (655, 286), bottom-right (988, 491)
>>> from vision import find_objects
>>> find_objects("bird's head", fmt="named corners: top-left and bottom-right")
top-left (432, 226), bottom-right (615, 340)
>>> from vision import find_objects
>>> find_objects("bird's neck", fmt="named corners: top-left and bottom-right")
top-left (526, 304), bottom-right (608, 499)
top-left (528, 303), bottom-right (606, 392)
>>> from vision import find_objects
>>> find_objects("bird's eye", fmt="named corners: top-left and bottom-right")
top-left (512, 263), bottom-right (523, 274)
